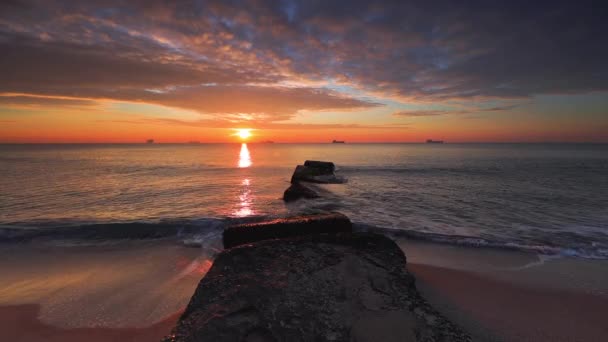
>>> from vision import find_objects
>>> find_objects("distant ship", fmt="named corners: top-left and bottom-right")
top-left (146, 139), bottom-right (155, 144)
top-left (426, 139), bottom-right (444, 144)
top-left (187, 141), bottom-right (201, 144)
top-left (260, 140), bottom-right (274, 144)
top-left (332, 140), bottom-right (345, 144)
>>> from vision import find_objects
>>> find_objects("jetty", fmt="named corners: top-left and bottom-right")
top-left (164, 161), bottom-right (471, 342)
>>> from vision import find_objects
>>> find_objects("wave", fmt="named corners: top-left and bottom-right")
top-left (0, 219), bottom-right (223, 244)
top-left (354, 222), bottom-right (608, 260)
top-left (1, 217), bottom-right (607, 260)
top-left (339, 166), bottom-right (502, 176)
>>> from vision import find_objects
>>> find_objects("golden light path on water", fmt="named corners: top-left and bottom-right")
top-left (235, 143), bottom-right (254, 217)
top-left (238, 143), bottom-right (252, 168)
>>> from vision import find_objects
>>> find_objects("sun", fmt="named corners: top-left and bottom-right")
top-left (236, 129), bottom-right (251, 140)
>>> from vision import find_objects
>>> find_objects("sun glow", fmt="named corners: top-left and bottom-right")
top-left (236, 129), bottom-right (251, 140)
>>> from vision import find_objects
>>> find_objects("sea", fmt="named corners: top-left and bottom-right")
top-left (1, 143), bottom-right (607, 259)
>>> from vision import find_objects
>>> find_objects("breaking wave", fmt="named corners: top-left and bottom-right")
top-left (1, 217), bottom-right (607, 260)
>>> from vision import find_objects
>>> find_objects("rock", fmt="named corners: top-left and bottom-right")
top-left (290, 165), bottom-right (345, 184)
top-left (283, 182), bottom-right (319, 202)
top-left (165, 233), bottom-right (470, 342)
top-left (223, 213), bottom-right (352, 249)
top-left (304, 160), bottom-right (335, 173)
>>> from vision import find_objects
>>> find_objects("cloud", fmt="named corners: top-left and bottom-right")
top-left (0, 30), bottom-right (377, 121)
top-left (100, 117), bottom-right (409, 130)
top-left (392, 110), bottom-right (468, 117)
top-left (0, 85), bottom-right (379, 121)
top-left (392, 103), bottom-right (521, 117)
top-left (1, 0), bottom-right (606, 119)
top-left (0, 35), bottom-right (275, 91)
top-left (0, 94), bottom-right (96, 107)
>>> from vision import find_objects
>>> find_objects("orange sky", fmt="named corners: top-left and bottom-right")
top-left (1, 94), bottom-right (606, 143)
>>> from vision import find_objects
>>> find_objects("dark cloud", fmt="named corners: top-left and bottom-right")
top-left (0, 34), bottom-right (275, 91)
top-left (1, 0), bottom-right (606, 118)
top-left (393, 110), bottom-right (467, 117)
top-left (0, 95), bottom-right (96, 107)
top-left (392, 103), bottom-right (520, 117)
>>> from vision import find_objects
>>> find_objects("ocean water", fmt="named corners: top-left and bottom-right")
top-left (1, 143), bottom-right (607, 258)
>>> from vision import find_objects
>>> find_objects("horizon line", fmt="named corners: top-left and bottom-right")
top-left (1, 141), bottom-right (607, 145)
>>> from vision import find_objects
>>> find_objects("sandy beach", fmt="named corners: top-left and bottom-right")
top-left (1, 237), bottom-right (607, 341)
top-left (0, 241), bottom-right (211, 341)
top-left (401, 239), bottom-right (608, 341)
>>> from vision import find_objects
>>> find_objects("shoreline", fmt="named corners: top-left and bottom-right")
top-left (1, 236), bottom-right (607, 341)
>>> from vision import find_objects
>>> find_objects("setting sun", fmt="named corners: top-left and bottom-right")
top-left (236, 129), bottom-right (252, 140)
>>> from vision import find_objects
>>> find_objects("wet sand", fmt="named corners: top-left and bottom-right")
top-left (0, 304), bottom-right (181, 342)
top-left (400, 239), bottom-right (608, 342)
top-left (0, 240), bottom-right (213, 341)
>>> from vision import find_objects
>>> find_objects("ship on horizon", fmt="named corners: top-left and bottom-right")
top-left (332, 140), bottom-right (345, 144)
top-left (146, 139), bottom-right (155, 144)
top-left (426, 139), bottom-right (444, 144)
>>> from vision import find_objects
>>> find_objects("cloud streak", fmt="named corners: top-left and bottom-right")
top-left (392, 103), bottom-right (522, 117)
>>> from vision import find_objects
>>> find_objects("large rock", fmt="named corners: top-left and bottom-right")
top-left (304, 160), bottom-right (335, 173)
top-left (290, 165), bottom-right (345, 184)
top-left (223, 213), bottom-right (352, 249)
top-left (165, 233), bottom-right (470, 342)
top-left (283, 182), bottom-right (319, 202)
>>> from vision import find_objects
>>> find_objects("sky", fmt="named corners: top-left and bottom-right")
top-left (0, 0), bottom-right (607, 143)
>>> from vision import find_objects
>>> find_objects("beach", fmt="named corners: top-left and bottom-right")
top-left (1, 238), bottom-right (608, 341)
top-left (0, 241), bottom-right (208, 341)
top-left (403, 240), bottom-right (608, 341)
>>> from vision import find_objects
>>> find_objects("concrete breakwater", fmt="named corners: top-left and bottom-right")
top-left (164, 162), bottom-right (470, 342)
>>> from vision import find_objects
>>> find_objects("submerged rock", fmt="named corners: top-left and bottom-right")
top-left (223, 212), bottom-right (352, 249)
top-left (166, 232), bottom-right (470, 342)
top-left (283, 182), bottom-right (319, 202)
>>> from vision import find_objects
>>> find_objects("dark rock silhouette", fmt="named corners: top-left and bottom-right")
top-left (283, 160), bottom-right (344, 202)
top-left (290, 161), bottom-right (345, 184)
top-left (283, 182), bottom-right (319, 202)
top-left (303, 160), bottom-right (335, 173)
top-left (165, 232), bottom-right (470, 342)
top-left (222, 213), bottom-right (352, 249)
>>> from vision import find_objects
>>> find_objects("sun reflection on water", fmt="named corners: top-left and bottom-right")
top-left (234, 178), bottom-right (254, 217)
top-left (238, 143), bottom-right (252, 168)
top-left (234, 144), bottom-right (254, 217)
